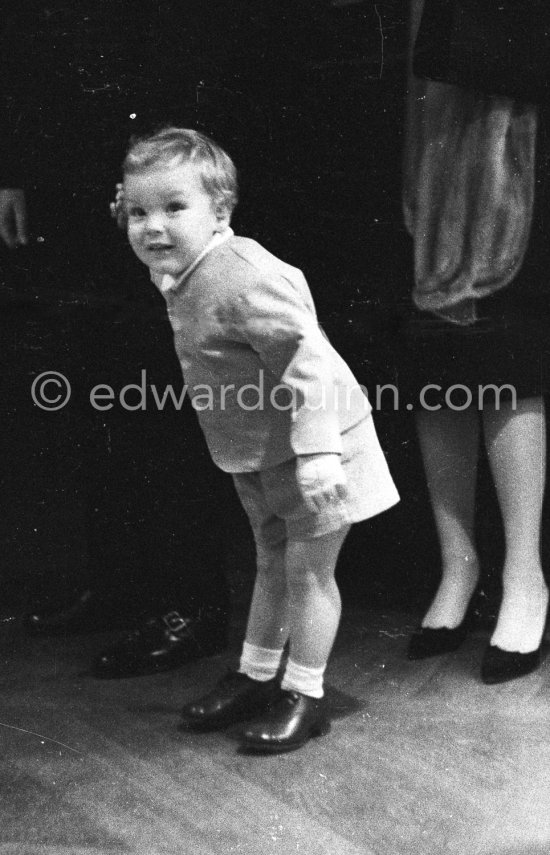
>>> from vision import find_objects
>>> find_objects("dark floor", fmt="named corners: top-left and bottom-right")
top-left (0, 609), bottom-right (549, 855)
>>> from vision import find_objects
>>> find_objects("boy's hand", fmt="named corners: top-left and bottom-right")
top-left (296, 453), bottom-right (348, 512)
top-left (109, 182), bottom-right (126, 228)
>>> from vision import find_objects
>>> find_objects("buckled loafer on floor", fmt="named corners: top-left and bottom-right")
top-left (92, 609), bottom-right (228, 678)
top-left (231, 689), bottom-right (331, 753)
top-left (180, 671), bottom-right (279, 731)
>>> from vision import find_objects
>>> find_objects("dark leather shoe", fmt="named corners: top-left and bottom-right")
top-left (92, 609), bottom-right (228, 678)
top-left (180, 671), bottom-right (279, 731)
top-left (23, 589), bottom-right (127, 636)
top-left (481, 643), bottom-right (543, 685)
top-left (407, 620), bottom-right (469, 660)
top-left (232, 690), bottom-right (331, 753)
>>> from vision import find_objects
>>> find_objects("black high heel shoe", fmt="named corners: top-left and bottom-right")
top-left (481, 643), bottom-right (544, 685)
top-left (407, 619), bottom-right (469, 661)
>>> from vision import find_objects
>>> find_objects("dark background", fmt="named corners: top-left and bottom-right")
top-left (0, 0), bottom-right (529, 624)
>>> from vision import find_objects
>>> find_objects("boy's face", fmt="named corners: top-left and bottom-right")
top-left (124, 161), bottom-right (229, 277)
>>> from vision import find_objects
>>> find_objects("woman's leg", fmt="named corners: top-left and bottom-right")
top-left (482, 396), bottom-right (548, 653)
top-left (415, 408), bottom-right (481, 628)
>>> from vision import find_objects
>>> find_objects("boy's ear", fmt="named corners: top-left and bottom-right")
top-left (214, 201), bottom-right (231, 230)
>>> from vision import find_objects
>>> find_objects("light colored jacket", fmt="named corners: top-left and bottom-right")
top-left (153, 234), bottom-right (370, 472)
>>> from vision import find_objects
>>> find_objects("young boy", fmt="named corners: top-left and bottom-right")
top-left (120, 127), bottom-right (399, 752)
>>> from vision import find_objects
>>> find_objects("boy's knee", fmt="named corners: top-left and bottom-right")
top-left (285, 565), bottom-right (334, 595)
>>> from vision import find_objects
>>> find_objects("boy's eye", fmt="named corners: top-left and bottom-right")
top-left (128, 206), bottom-right (146, 218)
top-left (166, 202), bottom-right (186, 213)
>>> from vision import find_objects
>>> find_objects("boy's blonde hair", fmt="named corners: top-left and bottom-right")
top-left (123, 127), bottom-right (239, 214)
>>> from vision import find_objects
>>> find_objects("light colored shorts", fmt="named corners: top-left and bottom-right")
top-left (232, 416), bottom-right (399, 543)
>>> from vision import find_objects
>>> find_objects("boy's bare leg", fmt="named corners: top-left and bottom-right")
top-left (227, 527), bottom-right (350, 750)
top-left (179, 537), bottom-right (288, 729)
top-left (284, 526), bottom-right (350, 673)
top-left (243, 538), bottom-right (290, 653)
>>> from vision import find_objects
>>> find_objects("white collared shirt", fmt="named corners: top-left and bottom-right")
top-left (151, 227), bottom-right (234, 294)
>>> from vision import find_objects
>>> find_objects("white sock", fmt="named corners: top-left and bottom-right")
top-left (238, 641), bottom-right (283, 682)
top-left (281, 658), bottom-right (325, 699)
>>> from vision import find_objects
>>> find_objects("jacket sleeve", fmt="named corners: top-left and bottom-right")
top-left (230, 273), bottom-right (344, 457)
